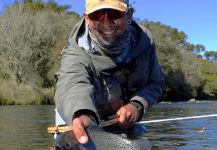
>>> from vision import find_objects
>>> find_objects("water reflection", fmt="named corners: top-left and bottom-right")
top-left (0, 101), bottom-right (216, 149)
top-left (0, 105), bottom-right (55, 150)
top-left (145, 101), bottom-right (217, 149)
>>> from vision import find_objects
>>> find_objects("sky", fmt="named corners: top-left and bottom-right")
top-left (0, 0), bottom-right (216, 51)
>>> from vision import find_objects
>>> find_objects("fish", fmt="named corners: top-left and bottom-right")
top-left (54, 124), bottom-right (152, 150)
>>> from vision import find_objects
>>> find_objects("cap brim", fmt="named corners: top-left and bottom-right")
top-left (85, 1), bottom-right (127, 14)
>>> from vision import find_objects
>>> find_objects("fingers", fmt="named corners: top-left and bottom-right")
top-left (125, 112), bottom-right (134, 128)
top-left (112, 104), bottom-right (138, 129)
top-left (118, 108), bottom-right (134, 129)
top-left (70, 116), bottom-right (90, 144)
top-left (118, 108), bottom-right (127, 127)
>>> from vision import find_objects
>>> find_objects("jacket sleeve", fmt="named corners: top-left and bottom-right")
top-left (54, 46), bottom-right (99, 125)
top-left (130, 45), bottom-right (165, 112)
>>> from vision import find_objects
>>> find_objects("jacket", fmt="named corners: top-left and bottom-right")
top-left (54, 19), bottom-right (165, 125)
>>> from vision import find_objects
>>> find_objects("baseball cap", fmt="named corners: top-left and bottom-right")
top-left (85, 0), bottom-right (129, 15)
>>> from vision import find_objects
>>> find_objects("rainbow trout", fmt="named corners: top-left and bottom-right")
top-left (54, 124), bottom-right (152, 150)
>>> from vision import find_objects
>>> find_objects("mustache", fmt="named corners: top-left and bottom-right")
top-left (92, 25), bottom-right (119, 33)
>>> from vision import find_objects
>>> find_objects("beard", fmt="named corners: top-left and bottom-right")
top-left (90, 25), bottom-right (126, 48)
top-left (88, 23), bottom-right (131, 56)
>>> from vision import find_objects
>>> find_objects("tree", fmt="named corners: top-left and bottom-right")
top-left (0, 3), bottom-right (80, 87)
top-left (23, 0), bottom-right (33, 3)
top-left (139, 20), bottom-right (210, 100)
top-left (0, 2), bottom-right (80, 104)
top-left (21, 0), bottom-right (71, 13)
top-left (204, 51), bottom-right (217, 61)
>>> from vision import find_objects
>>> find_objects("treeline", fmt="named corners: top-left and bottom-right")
top-left (0, 1), bottom-right (80, 105)
top-left (0, 1), bottom-right (216, 105)
top-left (140, 22), bottom-right (217, 101)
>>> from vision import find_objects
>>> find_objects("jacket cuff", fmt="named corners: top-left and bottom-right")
top-left (130, 96), bottom-right (149, 114)
top-left (73, 109), bottom-right (100, 125)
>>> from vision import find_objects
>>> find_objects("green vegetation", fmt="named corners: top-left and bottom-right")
top-left (0, 1), bottom-right (216, 105)
top-left (204, 51), bottom-right (217, 61)
top-left (140, 21), bottom-right (217, 100)
top-left (0, 1), bottom-right (80, 104)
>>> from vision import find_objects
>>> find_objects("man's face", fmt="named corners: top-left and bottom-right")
top-left (85, 8), bottom-right (132, 43)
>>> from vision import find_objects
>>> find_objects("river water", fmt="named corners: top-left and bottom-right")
top-left (0, 101), bottom-right (216, 150)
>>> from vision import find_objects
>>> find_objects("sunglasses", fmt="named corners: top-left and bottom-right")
top-left (88, 9), bottom-right (127, 21)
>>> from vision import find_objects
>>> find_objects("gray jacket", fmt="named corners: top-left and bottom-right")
top-left (55, 19), bottom-right (165, 125)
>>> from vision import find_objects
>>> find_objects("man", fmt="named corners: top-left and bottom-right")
top-left (55, 0), bottom-right (164, 145)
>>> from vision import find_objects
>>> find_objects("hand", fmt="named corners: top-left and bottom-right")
top-left (108, 103), bottom-right (139, 129)
top-left (108, 98), bottom-right (123, 113)
top-left (68, 115), bottom-right (91, 144)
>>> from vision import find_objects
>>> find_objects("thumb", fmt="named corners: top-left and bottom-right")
top-left (72, 119), bottom-right (89, 144)
top-left (74, 124), bottom-right (88, 144)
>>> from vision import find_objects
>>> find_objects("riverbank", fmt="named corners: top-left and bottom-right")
top-left (0, 79), bottom-right (54, 105)
top-left (159, 99), bottom-right (217, 104)
top-left (0, 74), bottom-right (216, 105)
top-left (0, 78), bottom-right (216, 105)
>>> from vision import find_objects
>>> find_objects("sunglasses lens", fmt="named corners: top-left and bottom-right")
top-left (88, 9), bottom-right (125, 21)
top-left (108, 10), bottom-right (125, 20)
top-left (88, 10), bottom-right (105, 21)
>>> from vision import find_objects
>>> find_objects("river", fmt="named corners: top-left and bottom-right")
top-left (0, 101), bottom-right (216, 150)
